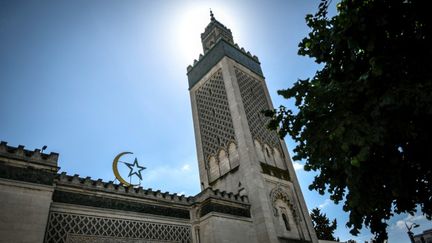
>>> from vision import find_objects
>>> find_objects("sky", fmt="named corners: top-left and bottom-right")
top-left (0, 0), bottom-right (431, 242)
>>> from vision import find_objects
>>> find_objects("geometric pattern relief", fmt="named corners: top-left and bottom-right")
top-left (44, 212), bottom-right (191, 243)
top-left (195, 69), bottom-right (236, 163)
top-left (235, 67), bottom-right (280, 149)
top-left (67, 234), bottom-right (178, 243)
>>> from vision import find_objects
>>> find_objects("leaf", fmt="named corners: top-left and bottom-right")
top-left (265, 0), bottom-right (432, 241)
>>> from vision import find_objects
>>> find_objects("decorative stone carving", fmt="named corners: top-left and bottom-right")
top-left (254, 140), bottom-right (265, 162)
top-left (238, 181), bottom-right (247, 197)
top-left (228, 142), bottom-right (239, 168)
top-left (273, 148), bottom-right (286, 169)
top-left (67, 234), bottom-right (176, 243)
top-left (269, 184), bottom-right (300, 223)
top-left (195, 69), bottom-right (236, 165)
top-left (208, 156), bottom-right (220, 182)
top-left (235, 67), bottom-right (280, 149)
top-left (263, 143), bottom-right (274, 165)
top-left (218, 149), bottom-right (230, 175)
top-left (45, 212), bottom-right (192, 243)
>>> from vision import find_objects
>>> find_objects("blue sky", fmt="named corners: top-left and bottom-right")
top-left (0, 0), bottom-right (430, 242)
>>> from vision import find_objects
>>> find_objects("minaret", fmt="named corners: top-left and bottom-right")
top-left (187, 12), bottom-right (318, 243)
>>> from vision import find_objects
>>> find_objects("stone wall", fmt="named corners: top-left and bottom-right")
top-left (0, 141), bottom-right (252, 243)
top-left (0, 179), bottom-right (53, 243)
top-left (0, 141), bottom-right (58, 243)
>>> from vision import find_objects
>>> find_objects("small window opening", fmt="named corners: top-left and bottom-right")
top-left (282, 213), bottom-right (290, 231)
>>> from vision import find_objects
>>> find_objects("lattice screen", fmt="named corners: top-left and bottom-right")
top-left (235, 67), bottom-right (280, 148)
top-left (195, 69), bottom-right (236, 163)
top-left (44, 211), bottom-right (191, 243)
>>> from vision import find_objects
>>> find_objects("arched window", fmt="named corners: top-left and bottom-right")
top-left (282, 213), bottom-right (290, 231)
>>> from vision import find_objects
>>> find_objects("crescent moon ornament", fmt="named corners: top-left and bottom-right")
top-left (112, 151), bottom-right (136, 187)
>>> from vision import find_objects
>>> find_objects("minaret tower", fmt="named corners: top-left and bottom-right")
top-left (187, 12), bottom-right (318, 243)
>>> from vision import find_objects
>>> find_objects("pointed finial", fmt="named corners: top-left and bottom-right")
top-left (210, 9), bottom-right (215, 21)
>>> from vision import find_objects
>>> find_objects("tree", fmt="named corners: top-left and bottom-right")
top-left (310, 207), bottom-right (338, 241)
top-left (265, 0), bottom-right (432, 241)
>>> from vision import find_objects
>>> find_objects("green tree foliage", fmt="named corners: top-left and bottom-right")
top-left (310, 207), bottom-right (338, 241)
top-left (265, 0), bottom-right (432, 241)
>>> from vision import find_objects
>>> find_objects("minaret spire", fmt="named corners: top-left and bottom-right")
top-left (210, 9), bottom-right (215, 21)
top-left (201, 9), bottom-right (233, 52)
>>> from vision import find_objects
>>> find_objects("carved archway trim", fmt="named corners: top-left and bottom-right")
top-left (269, 184), bottom-right (300, 223)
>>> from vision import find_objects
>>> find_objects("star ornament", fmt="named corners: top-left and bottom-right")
top-left (125, 158), bottom-right (146, 180)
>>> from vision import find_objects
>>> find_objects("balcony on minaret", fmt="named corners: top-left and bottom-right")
top-left (201, 10), bottom-right (234, 52)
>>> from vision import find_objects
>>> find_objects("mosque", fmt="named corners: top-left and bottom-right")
top-left (0, 12), bottom-right (318, 243)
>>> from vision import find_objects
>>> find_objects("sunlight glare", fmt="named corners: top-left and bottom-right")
top-left (173, 3), bottom-right (241, 65)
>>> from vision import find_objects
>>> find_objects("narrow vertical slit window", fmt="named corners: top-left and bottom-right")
top-left (282, 213), bottom-right (290, 231)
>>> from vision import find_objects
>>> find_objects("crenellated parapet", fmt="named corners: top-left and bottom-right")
top-left (187, 38), bottom-right (260, 73)
top-left (54, 172), bottom-right (251, 220)
top-left (0, 141), bottom-right (59, 185)
top-left (56, 172), bottom-right (194, 205)
top-left (187, 38), bottom-right (263, 89)
top-left (194, 187), bottom-right (249, 204)
top-left (0, 141), bottom-right (59, 167)
top-left (55, 172), bottom-right (248, 206)
top-left (201, 19), bottom-right (232, 42)
top-left (193, 187), bottom-right (251, 219)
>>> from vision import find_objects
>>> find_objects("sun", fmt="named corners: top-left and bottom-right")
top-left (173, 3), bottom-right (241, 65)
top-left (176, 6), bottom-right (207, 63)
